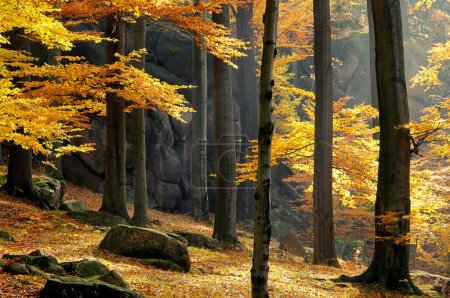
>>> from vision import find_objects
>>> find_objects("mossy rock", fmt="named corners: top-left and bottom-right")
top-left (61, 259), bottom-right (109, 278)
top-left (40, 276), bottom-right (144, 298)
top-left (141, 259), bottom-right (184, 272)
top-left (173, 231), bottom-right (219, 250)
top-left (68, 210), bottom-right (127, 227)
top-left (0, 230), bottom-right (15, 242)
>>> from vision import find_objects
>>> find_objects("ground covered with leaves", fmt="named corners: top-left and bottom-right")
top-left (0, 182), bottom-right (444, 297)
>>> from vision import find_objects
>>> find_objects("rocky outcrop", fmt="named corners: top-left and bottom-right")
top-left (99, 225), bottom-right (190, 272)
top-left (33, 177), bottom-right (66, 210)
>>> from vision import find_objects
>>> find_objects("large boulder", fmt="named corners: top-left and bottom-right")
top-left (99, 225), bottom-right (190, 272)
top-left (279, 232), bottom-right (307, 258)
top-left (40, 276), bottom-right (143, 298)
top-left (174, 232), bottom-right (219, 251)
top-left (68, 210), bottom-right (128, 227)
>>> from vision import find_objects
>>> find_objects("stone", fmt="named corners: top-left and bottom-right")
top-left (60, 200), bottom-right (86, 211)
top-left (26, 265), bottom-right (51, 279)
top-left (33, 177), bottom-right (65, 210)
top-left (174, 232), bottom-right (219, 250)
top-left (279, 232), bottom-right (307, 258)
top-left (0, 230), bottom-right (15, 242)
top-left (68, 210), bottom-right (128, 227)
top-left (32, 256), bottom-right (64, 275)
top-left (147, 110), bottom-right (174, 146)
top-left (99, 225), bottom-right (190, 272)
top-left (153, 179), bottom-right (182, 210)
top-left (149, 144), bottom-right (182, 183)
top-left (40, 276), bottom-right (144, 298)
top-left (98, 270), bottom-right (129, 288)
top-left (61, 259), bottom-right (110, 278)
top-left (3, 262), bottom-right (30, 275)
top-left (166, 233), bottom-right (188, 246)
top-left (141, 259), bottom-right (184, 272)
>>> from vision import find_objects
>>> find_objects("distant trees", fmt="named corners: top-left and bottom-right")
top-left (312, 0), bottom-right (339, 267)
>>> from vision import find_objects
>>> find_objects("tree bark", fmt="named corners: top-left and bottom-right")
top-left (131, 17), bottom-right (149, 227)
top-left (212, 5), bottom-right (238, 244)
top-left (338, 1), bottom-right (421, 294)
top-left (367, 0), bottom-right (379, 139)
top-left (191, 0), bottom-right (209, 222)
top-left (100, 15), bottom-right (130, 222)
top-left (250, 0), bottom-right (278, 295)
top-left (5, 30), bottom-right (33, 196)
top-left (312, 0), bottom-right (339, 268)
top-left (236, 3), bottom-right (259, 221)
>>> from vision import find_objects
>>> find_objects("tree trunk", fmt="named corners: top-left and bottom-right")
top-left (131, 17), bottom-right (149, 227)
top-left (236, 3), bottom-right (258, 221)
top-left (191, 0), bottom-right (209, 222)
top-left (367, 0), bottom-right (379, 138)
top-left (46, 47), bottom-right (64, 180)
top-left (250, 0), bottom-right (278, 295)
top-left (338, 1), bottom-right (421, 294)
top-left (312, 0), bottom-right (339, 268)
top-left (100, 15), bottom-right (130, 222)
top-left (5, 30), bottom-right (33, 196)
top-left (212, 5), bottom-right (238, 244)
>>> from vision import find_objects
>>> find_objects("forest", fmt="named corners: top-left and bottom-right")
top-left (0, 0), bottom-right (449, 297)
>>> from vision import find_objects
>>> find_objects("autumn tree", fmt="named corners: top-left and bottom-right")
top-left (312, 0), bottom-right (339, 267)
top-left (338, 0), bottom-right (422, 293)
top-left (212, 4), bottom-right (238, 244)
top-left (250, 0), bottom-right (279, 295)
top-left (191, 0), bottom-right (209, 221)
top-left (131, 17), bottom-right (150, 226)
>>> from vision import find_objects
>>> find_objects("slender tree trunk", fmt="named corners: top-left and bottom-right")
top-left (212, 5), bottom-right (238, 244)
top-left (312, 0), bottom-right (339, 268)
top-left (5, 30), bottom-right (33, 196)
top-left (367, 0), bottom-right (379, 138)
top-left (338, 1), bottom-right (421, 294)
top-left (236, 3), bottom-right (258, 221)
top-left (250, 0), bottom-right (278, 295)
top-left (100, 15), bottom-right (130, 222)
top-left (46, 47), bottom-right (64, 180)
top-left (131, 17), bottom-right (149, 226)
top-left (191, 0), bottom-right (209, 221)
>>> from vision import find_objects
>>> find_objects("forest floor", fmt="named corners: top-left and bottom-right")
top-left (0, 181), bottom-right (444, 297)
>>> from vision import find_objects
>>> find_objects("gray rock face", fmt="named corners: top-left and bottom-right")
top-left (99, 225), bottom-right (190, 272)
top-left (40, 276), bottom-right (144, 298)
top-left (153, 179), bottom-right (182, 210)
top-left (60, 200), bottom-right (86, 211)
top-left (149, 144), bottom-right (182, 182)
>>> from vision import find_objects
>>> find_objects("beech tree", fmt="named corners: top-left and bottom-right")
top-left (250, 0), bottom-right (279, 295)
top-left (312, 0), bottom-right (339, 267)
top-left (131, 17), bottom-right (150, 226)
top-left (191, 0), bottom-right (209, 221)
top-left (338, 0), bottom-right (422, 293)
top-left (212, 4), bottom-right (238, 244)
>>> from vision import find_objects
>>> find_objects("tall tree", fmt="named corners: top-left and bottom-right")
top-left (191, 0), bottom-right (209, 221)
top-left (100, 15), bottom-right (130, 222)
top-left (312, 0), bottom-right (339, 267)
top-left (131, 17), bottom-right (149, 226)
top-left (367, 0), bottom-right (379, 138)
top-left (236, 2), bottom-right (258, 221)
top-left (212, 4), bottom-right (238, 244)
top-left (338, 0), bottom-right (421, 294)
top-left (250, 0), bottom-right (279, 295)
top-left (4, 30), bottom-right (33, 197)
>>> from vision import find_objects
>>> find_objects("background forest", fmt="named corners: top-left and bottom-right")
top-left (0, 0), bottom-right (449, 297)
